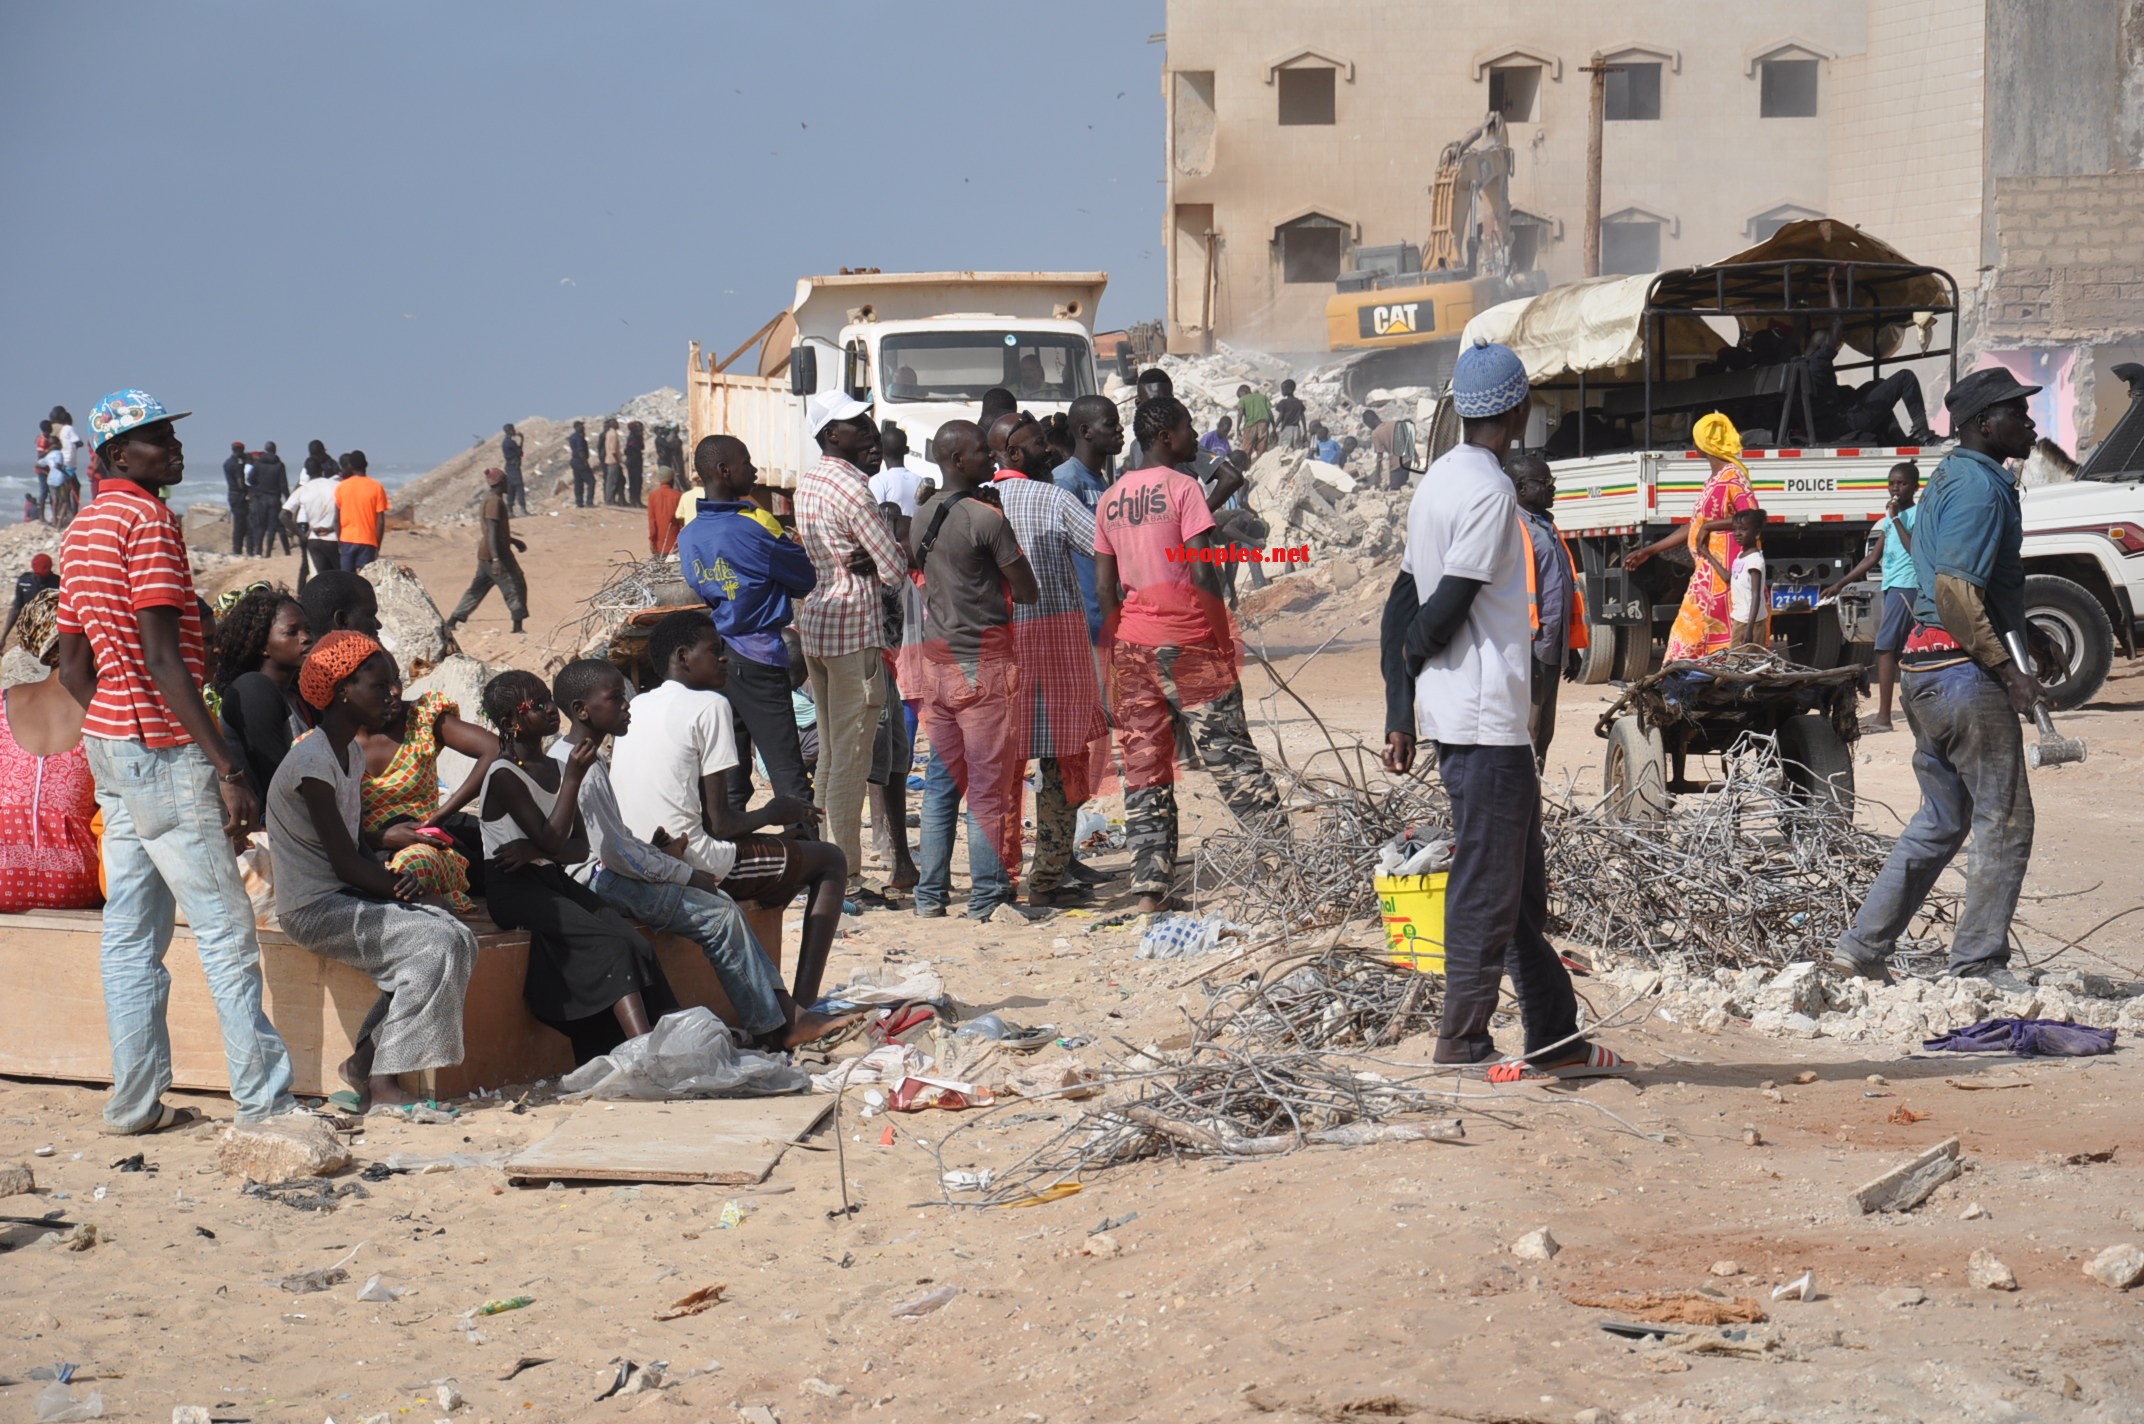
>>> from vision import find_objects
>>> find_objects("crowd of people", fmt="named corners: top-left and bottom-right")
top-left (15, 338), bottom-right (2050, 1130)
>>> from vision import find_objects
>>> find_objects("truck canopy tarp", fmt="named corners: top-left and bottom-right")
top-left (1463, 220), bottom-right (1951, 384)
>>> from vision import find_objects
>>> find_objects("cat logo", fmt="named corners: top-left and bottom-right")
top-left (1358, 301), bottom-right (1430, 341)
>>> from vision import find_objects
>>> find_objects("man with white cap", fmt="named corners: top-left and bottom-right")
top-left (56, 390), bottom-right (296, 1133)
top-left (1382, 342), bottom-right (1631, 1084)
top-left (794, 390), bottom-right (907, 904)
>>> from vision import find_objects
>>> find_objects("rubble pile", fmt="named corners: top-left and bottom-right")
top-left (395, 387), bottom-right (689, 526)
top-left (1602, 956), bottom-right (2144, 1046)
top-left (1102, 342), bottom-right (1435, 445)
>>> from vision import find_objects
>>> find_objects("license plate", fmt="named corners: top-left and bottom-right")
top-left (1770, 584), bottom-right (1821, 612)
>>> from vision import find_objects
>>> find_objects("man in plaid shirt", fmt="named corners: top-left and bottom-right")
top-left (794, 392), bottom-right (908, 898)
top-left (992, 414), bottom-right (1108, 907)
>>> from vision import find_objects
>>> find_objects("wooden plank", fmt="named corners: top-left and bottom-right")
top-left (505, 1095), bottom-right (831, 1185)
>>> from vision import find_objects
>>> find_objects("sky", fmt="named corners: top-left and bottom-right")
top-left (3, 1), bottom-right (1167, 473)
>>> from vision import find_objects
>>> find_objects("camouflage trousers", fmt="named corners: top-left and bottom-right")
top-left (1112, 641), bottom-right (1282, 899)
top-left (1030, 750), bottom-right (1095, 894)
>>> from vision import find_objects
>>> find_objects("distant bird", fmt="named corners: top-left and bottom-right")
top-left (560, 277), bottom-right (577, 287)
top-left (1116, 91), bottom-right (1125, 98)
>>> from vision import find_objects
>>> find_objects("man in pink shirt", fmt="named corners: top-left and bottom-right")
top-left (1095, 396), bottom-right (1283, 912)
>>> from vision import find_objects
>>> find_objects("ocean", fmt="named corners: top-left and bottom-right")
top-left (7, 462), bottom-right (429, 520)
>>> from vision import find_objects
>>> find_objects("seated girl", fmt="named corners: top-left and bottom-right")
top-left (478, 668), bottom-right (678, 1064)
top-left (0, 590), bottom-right (100, 912)
top-left (358, 664), bottom-right (500, 915)
top-left (212, 584), bottom-right (315, 797)
top-left (264, 631), bottom-right (478, 1112)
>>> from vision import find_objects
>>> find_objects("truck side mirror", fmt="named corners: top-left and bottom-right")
top-left (1115, 340), bottom-right (1135, 382)
top-left (1393, 419), bottom-right (1426, 473)
top-left (789, 347), bottom-right (818, 397)
top-left (843, 341), bottom-right (871, 401)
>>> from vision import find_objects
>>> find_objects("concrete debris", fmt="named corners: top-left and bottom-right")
top-left (1708, 1260), bottom-right (1742, 1277)
top-left (362, 560), bottom-right (454, 679)
top-left (1850, 1137), bottom-right (1963, 1215)
top-left (216, 1115), bottom-right (351, 1183)
top-left (2083, 1244), bottom-right (2144, 1290)
top-left (1961, 1201), bottom-right (1989, 1220)
top-left (0, 1162), bottom-right (34, 1196)
top-left (1880, 1286), bottom-right (1928, 1308)
top-left (1967, 1249), bottom-right (2018, 1291)
top-left (1602, 954), bottom-right (2144, 1049)
top-left (1511, 1227), bottom-right (1561, 1262)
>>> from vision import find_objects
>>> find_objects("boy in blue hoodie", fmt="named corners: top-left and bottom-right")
top-left (676, 435), bottom-right (820, 814)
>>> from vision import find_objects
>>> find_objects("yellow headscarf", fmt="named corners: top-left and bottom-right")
top-left (1692, 411), bottom-right (1749, 480)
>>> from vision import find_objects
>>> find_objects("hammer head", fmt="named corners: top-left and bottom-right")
top-left (2028, 733), bottom-right (2087, 769)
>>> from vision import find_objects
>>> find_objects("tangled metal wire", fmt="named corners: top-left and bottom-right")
top-left (1194, 768), bottom-right (1447, 929)
top-left (950, 947), bottom-right (1468, 1206)
top-left (1542, 734), bottom-right (1958, 973)
top-left (567, 557), bottom-right (695, 657)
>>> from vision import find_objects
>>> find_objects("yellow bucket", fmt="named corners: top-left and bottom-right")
top-left (1377, 872), bottom-right (1448, 975)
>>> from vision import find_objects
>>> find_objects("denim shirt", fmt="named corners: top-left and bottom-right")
top-left (1912, 448), bottom-right (2024, 641)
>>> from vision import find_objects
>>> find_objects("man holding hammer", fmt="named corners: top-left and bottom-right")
top-left (1833, 368), bottom-right (2047, 989)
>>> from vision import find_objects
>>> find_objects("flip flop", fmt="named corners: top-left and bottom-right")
top-left (867, 1002), bottom-right (937, 1046)
top-left (1485, 1045), bottom-right (1635, 1085)
top-left (108, 1104), bottom-right (205, 1136)
top-left (326, 1090), bottom-right (365, 1115)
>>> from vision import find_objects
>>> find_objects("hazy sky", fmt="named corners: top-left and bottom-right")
top-left (3, 1), bottom-right (1165, 471)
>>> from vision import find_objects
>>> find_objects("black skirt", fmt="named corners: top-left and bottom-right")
top-left (486, 862), bottom-right (679, 1062)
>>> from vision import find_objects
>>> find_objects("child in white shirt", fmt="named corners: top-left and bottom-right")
top-left (1705, 505), bottom-right (1769, 649)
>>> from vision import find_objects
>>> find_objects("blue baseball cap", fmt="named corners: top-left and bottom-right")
top-left (88, 389), bottom-right (191, 449)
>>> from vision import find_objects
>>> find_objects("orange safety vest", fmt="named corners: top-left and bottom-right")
top-left (1517, 517), bottom-right (1589, 650)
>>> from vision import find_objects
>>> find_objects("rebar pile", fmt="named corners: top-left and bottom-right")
top-left (1194, 765), bottom-right (1448, 929)
top-left (952, 948), bottom-right (1458, 1204)
top-left (1543, 736), bottom-right (1957, 972)
top-left (568, 557), bottom-right (695, 660)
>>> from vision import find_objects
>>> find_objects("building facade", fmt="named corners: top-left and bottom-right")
top-left (1162, 0), bottom-right (2144, 449)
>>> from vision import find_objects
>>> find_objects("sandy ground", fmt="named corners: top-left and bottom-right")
top-left (5, 499), bottom-right (2143, 1424)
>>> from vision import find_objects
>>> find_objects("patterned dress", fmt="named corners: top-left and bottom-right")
top-left (1664, 465), bottom-right (1766, 662)
top-left (0, 693), bottom-right (100, 912)
top-left (360, 691), bottom-right (475, 914)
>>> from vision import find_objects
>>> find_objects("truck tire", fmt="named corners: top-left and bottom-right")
top-left (1574, 623), bottom-right (1618, 684)
top-left (1603, 715), bottom-right (1669, 821)
top-left (1615, 623), bottom-right (1653, 682)
top-left (1776, 715), bottom-right (1855, 819)
top-left (1781, 607), bottom-right (1843, 669)
top-left (2023, 573), bottom-right (2115, 711)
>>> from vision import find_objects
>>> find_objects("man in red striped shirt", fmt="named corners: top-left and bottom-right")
top-left (57, 390), bottom-right (295, 1135)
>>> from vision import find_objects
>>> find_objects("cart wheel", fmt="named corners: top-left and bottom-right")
top-left (1604, 715), bottom-right (1669, 821)
top-left (1614, 624), bottom-right (1653, 682)
top-left (1777, 714), bottom-right (1856, 818)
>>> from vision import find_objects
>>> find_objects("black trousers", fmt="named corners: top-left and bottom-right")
top-left (306, 539), bottom-right (341, 581)
top-left (1434, 742), bottom-right (1579, 1063)
top-left (1528, 659), bottom-right (1560, 770)
top-left (724, 651), bottom-right (814, 814)
top-left (248, 498), bottom-right (290, 556)
top-left (1844, 370), bottom-right (1929, 437)
top-left (626, 452), bottom-right (643, 505)
top-left (572, 463), bottom-right (595, 507)
top-left (227, 490), bottom-right (251, 554)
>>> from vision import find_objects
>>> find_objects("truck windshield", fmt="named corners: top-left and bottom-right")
top-left (880, 331), bottom-right (1095, 404)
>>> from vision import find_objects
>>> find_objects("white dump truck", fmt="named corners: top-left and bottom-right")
top-left (686, 270), bottom-right (1107, 490)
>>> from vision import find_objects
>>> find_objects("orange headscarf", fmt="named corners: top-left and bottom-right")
top-left (299, 630), bottom-right (385, 710)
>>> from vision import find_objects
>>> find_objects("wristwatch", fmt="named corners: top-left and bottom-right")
top-left (219, 769), bottom-right (248, 785)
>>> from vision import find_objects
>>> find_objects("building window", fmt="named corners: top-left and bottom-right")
top-left (1276, 214), bottom-right (1348, 283)
top-left (1759, 58), bottom-right (1819, 117)
top-left (1277, 67), bottom-right (1336, 125)
top-left (1509, 212), bottom-right (1549, 273)
top-left (1601, 218), bottom-right (1661, 275)
top-left (1745, 204), bottom-right (1823, 243)
top-left (1604, 62), bottom-right (1661, 121)
top-left (1489, 64), bottom-right (1541, 122)
top-left (1173, 70), bottom-right (1216, 176)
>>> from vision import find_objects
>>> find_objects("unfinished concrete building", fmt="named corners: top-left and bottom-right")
top-left (1160, 0), bottom-right (2144, 449)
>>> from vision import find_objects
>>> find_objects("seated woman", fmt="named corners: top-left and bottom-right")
top-left (213, 584), bottom-right (315, 797)
top-left (478, 668), bottom-right (678, 1064)
top-left (358, 665), bottom-right (499, 915)
top-left (0, 591), bottom-right (100, 913)
top-left (265, 630), bottom-right (478, 1112)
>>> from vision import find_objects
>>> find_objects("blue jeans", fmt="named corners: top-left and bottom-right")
top-left (339, 542), bottom-right (378, 571)
top-left (84, 739), bottom-right (296, 1130)
top-left (1837, 660), bottom-right (2034, 975)
top-left (588, 868), bottom-right (786, 1038)
top-left (915, 748), bottom-right (1015, 915)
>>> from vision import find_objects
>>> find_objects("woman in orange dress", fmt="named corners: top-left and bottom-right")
top-left (1623, 411), bottom-right (1768, 664)
top-left (355, 664), bottom-right (500, 915)
top-left (0, 592), bottom-right (101, 912)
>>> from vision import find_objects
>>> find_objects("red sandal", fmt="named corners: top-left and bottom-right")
top-left (1485, 1045), bottom-right (1634, 1085)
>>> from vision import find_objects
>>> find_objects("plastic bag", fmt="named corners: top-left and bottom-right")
top-left (1136, 912), bottom-right (1245, 960)
top-left (34, 1383), bottom-right (103, 1422)
top-left (1376, 827), bottom-right (1454, 877)
top-left (236, 832), bottom-right (278, 929)
top-left (561, 1008), bottom-right (808, 1100)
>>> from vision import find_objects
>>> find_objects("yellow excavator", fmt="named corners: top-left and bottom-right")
top-left (1323, 114), bottom-right (1545, 398)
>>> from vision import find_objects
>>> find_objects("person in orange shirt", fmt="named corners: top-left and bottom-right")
top-left (647, 467), bottom-right (685, 557)
top-left (335, 451), bottom-right (391, 571)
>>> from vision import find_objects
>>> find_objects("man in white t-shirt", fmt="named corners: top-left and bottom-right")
top-left (285, 470), bottom-right (341, 585)
top-left (867, 422), bottom-right (927, 519)
top-left (1382, 341), bottom-right (1630, 1084)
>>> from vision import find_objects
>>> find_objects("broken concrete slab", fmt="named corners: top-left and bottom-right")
top-left (2084, 1244), bottom-right (2144, 1290)
top-left (216, 1114), bottom-right (351, 1183)
top-left (1968, 1249), bottom-right (2018, 1291)
top-left (1849, 1136), bottom-right (1963, 1215)
top-left (362, 559), bottom-right (453, 678)
top-left (1511, 1227), bottom-right (1560, 1261)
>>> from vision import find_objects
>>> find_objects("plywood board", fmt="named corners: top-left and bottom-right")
top-left (504, 1095), bottom-right (832, 1185)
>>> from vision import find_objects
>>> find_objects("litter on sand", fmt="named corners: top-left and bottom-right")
top-left (1567, 1291), bottom-right (1770, 1325)
top-left (654, 1284), bottom-right (726, 1321)
top-left (890, 1285), bottom-right (961, 1318)
top-left (1921, 1018), bottom-right (2118, 1057)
